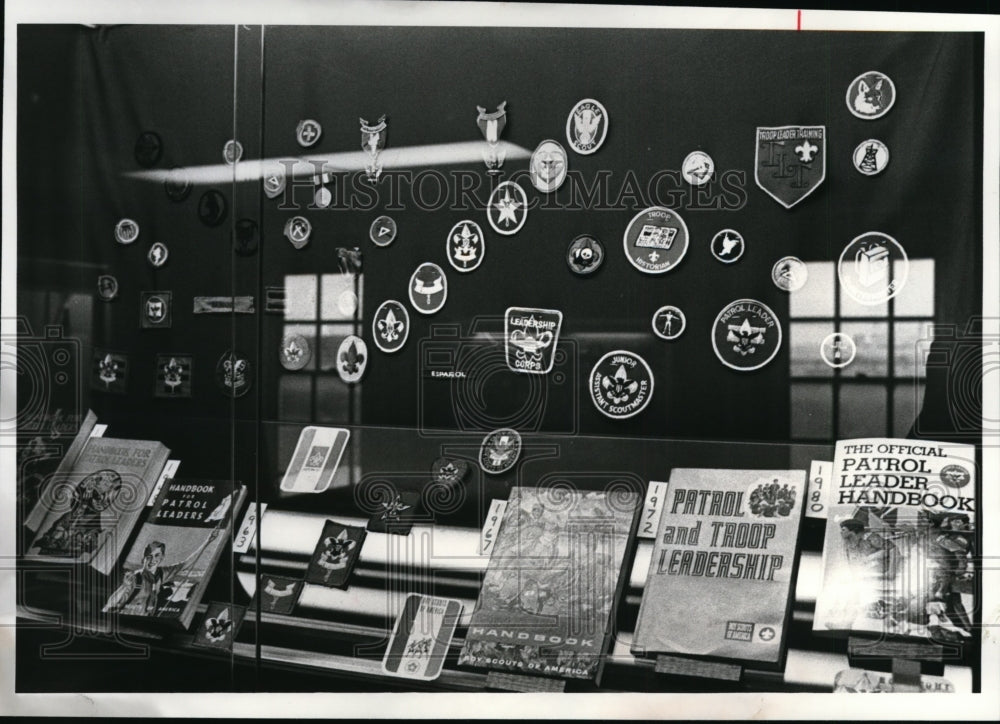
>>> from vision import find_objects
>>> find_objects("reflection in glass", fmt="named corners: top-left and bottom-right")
top-left (895, 321), bottom-right (932, 380)
top-left (839, 322), bottom-right (888, 378)
top-left (789, 261), bottom-right (835, 318)
top-left (791, 382), bottom-right (832, 440)
top-left (894, 259), bottom-right (934, 317)
top-left (790, 321), bottom-right (834, 377)
top-left (284, 274), bottom-right (318, 321)
top-left (838, 384), bottom-right (888, 438)
top-left (894, 382), bottom-right (926, 437)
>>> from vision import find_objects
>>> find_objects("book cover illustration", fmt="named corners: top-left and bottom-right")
top-left (813, 438), bottom-right (976, 641)
top-left (26, 436), bottom-right (170, 574)
top-left (192, 602), bottom-right (247, 650)
top-left (458, 485), bottom-right (641, 681)
top-left (305, 520), bottom-right (366, 589)
top-left (382, 594), bottom-right (463, 681)
top-left (102, 479), bottom-right (244, 629)
top-left (632, 469), bottom-right (805, 666)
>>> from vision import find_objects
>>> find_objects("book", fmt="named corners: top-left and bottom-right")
top-left (102, 479), bottom-right (247, 630)
top-left (813, 438), bottom-right (976, 641)
top-left (631, 469), bottom-right (805, 667)
top-left (25, 435), bottom-right (171, 575)
top-left (458, 485), bottom-right (641, 682)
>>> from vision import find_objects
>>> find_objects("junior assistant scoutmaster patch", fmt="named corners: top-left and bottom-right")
top-left (589, 350), bottom-right (654, 419)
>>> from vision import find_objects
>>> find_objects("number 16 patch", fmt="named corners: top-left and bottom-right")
top-left (382, 594), bottom-right (463, 681)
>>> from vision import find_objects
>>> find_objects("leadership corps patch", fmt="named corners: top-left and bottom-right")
top-left (623, 207), bottom-right (688, 274)
top-left (382, 594), bottom-right (463, 681)
top-left (280, 426), bottom-right (350, 493)
top-left (254, 575), bottom-right (303, 615)
top-left (154, 354), bottom-right (193, 397)
top-left (589, 350), bottom-right (654, 419)
top-left (504, 307), bottom-right (562, 374)
top-left (305, 520), bottom-right (366, 589)
top-left (755, 126), bottom-right (826, 209)
top-left (711, 299), bottom-right (782, 372)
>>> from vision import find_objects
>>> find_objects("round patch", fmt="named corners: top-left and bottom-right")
top-left (369, 215), bottom-right (397, 247)
top-left (681, 151), bottom-right (714, 186)
top-left (263, 167), bottom-right (286, 200)
top-left (223, 139), bottom-right (243, 165)
top-left (408, 263), bottom-right (448, 315)
top-left (940, 464), bottom-right (971, 489)
top-left (232, 218), bottom-right (259, 256)
top-left (314, 186), bottom-right (333, 209)
top-left (711, 229), bottom-right (745, 264)
top-left (838, 231), bottom-right (909, 305)
top-left (296, 119), bottom-right (322, 148)
top-left (711, 299), bottom-right (783, 372)
top-left (198, 189), bottom-right (228, 227)
top-left (479, 428), bottom-right (522, 475)
top-left (164, 167), bottom-right (191, 202)
top-left (97, 275), bottom-right (118, 301)
top-left (623, 206), bottom-right (689, 274)
top-left (338, 290), bottom-right (359, 316)
top-left (372, 300), bottom-right (410, 353)
top-left (820, 332), bottom-right (857, 368)
top-left (529, 139), bottom-right (568, 193)
top-left (567, 234), bottom-right (604, 275)
top-left (486, 181), bottom-right (527, 236)
top-left (589, 350), bottom-right (654, 420)
top-left (147, 242), bottom-right (169, 268)
top-left (846, 70), bottom-right (896, 120)
top-left (853, 139), bottom-right (890, 176)
top-left (216, 350), bottom-right (252, 397)
top-left (114, 218), bottom-right (140, 245)
top-left (447, 220), bottom-right (485, 272)
top-left (772, 256), bottom-right (808, 292)
top-left (566, 98), bottom-right (608, 155)
top-left (284, 215), bottom-right (312, 249)
top-left (134, 131), bottom-right (163, 168)
top-left (279, 334), bottom-right (311, 371)
top-left (652, 306), bottom-right (686, 340)
top-left (336, 335), bottom-right (368, 383)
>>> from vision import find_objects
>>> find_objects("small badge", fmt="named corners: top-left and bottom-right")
top-left (134, 131), bottom-right (163, 168)
top-left (255, 575), bottom-right (303, 615)
top-left (567, 234), bottom-right (604, 275)
top-left (588, 350), bottom-right (654, 419)
top-left (486, 181), bottom-right (527, 235)
top-left (154, 353), bottom-right (193, 397)
top-left (853, 139), bottom-right (890, 176)
top-left (305, 520), bottom-right (366, 589)
top-left (280, 426), bottom-right (351, 493)
top-left (838, 231), bottom-right (909, 305)
top-left (479, 428), bottom-right (522, 475)
top-left (360, 115), bottom-right (387, 182)
top-left (366, 489), bottom-right (422, 535)
top-left (681, 151), bottom-right (714, 186)
top-left (265, 286), bottom-right (287, 314)
top-left (847, 71), bottom-right (896, 120)
top-left (147, 242), bottom-right (169, 268)
top-left (284, 216), bottom-right (312, 249)
top-left (431, 458), bottom-right (470, 488)
top-left (216, 349), bottom-right (252, 397)
top-left (193, 296), bottom-right (255, 314)
top-left (263, 166), bottom-right (287, 199)
top-left (115, 218), bottom-right (139, 245)
top-left (623, 206), bottom-right (689, 274)
top-left (566, 98), bottom-right (608, 155)
top-left (771, 256), bottom-right (808, 292)
top-left (97, 275), bottom-right (119, 301)
top-left (370, 215), bottom-right (397, 247)
top-left (504, 307), bottom-right (562, 374)
top-left (164, 167), bottom-right (191, 202)
top-left (280, 334), bottom-right (312, 371)
top-left (314, 185), bottom-right (333, 208)
top-left (651, 305), bottom-right (686, 340)
top-left (198, 189), bottom-right (228, 227)
top-left (192, 603), bottom-right (246, 650)
top-left (711, 229), bottom-right (745, 264)
top-left (140, 291), bottom-right (172, 328)
top-left (338, 290), bottom-right (359, 317)
top-left (232, 218), bottom-right (259, 256)
top-left (755, 126), bottom-right (826, 209)
top-left (296, 119), bottom-right (323, 148)
top-left (382, 594), bottom-right (463, 681)
top-left (476, 102), bottom-right (507, 175)
top-left (820, 332), bottom-right (857, 369)
top-left (336, 335), bottom-right (368, 383)
top-left (92, 349), bottom-right (128, 394)
top-left (447, 220), bottom-right (484, 272)
top-left (408, 263), bottom-right (448, 315)
top-left (373, 300), bottom-right (410, 353)
top-left (223, 139), bottom-right (243, 165)
top-left (529, 139), bottom-right (568, 193)
top-left (712, 299), bottom-right (783, 372)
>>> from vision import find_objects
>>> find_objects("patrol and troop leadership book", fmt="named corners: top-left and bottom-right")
top-left (632, 468), bottom-right (805, 667)
top-left (458, 485), bottom-right (642, 683)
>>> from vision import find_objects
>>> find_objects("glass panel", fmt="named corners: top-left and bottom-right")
top-left (840, 284), bottom-right (888, 318)
top-left (278, 374), bottom-right (313, 422)
top-left (790, 261), bottom-right (835, 318)
top-left (791, 382), bottom-right (833, 440)
top-left (320, 323), bottom-right (357, 372)
top-left (893, 258), bottom-right (934, 317)
top-left (316, 374), bottom-right (355, 424)
top-left (789, 321), bottom-right (834, 377)
top-left (282, 323), bottom-right (317, 372)
top-left (838, 384), bottom-right (888, 438)
top-left (894, 382), bottom-right (925, 437)
top-left (895, 321), bottom-right (932, 380)
top-left (284, 274), bottom-right (318, 321)
top-left (839, 322), bottom-right (888, 378)
top-left (321, 273), bottom-right (362, 321)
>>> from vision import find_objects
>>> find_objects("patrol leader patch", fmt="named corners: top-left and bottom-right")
top-left (623, 207), bottom-right (689, 274)
top-left (712, 299), bottom-right (782, 372)
top-left (154, 354), bottom-right (193, 397)
top-left (504, 307), bottom-right (562, 374)
top-left (755, 126), bottom-right (826, 209)
top-left (589, 350), bottom-right (654, 419)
